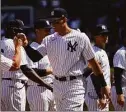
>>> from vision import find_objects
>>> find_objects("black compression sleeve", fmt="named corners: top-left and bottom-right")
top-left (24, 44), bottom-right (43, 62)
top-left (83, 67), bottom-right (93, 78)
top-left (20, 65), bottom-right (53, 91)
top-left (91, 73), bottom-right (102, 99)
top-left (114, 67), bottom-right (124, 95)
top-left (32, 68), bottom-right (47, 77)
top-left (97, 74), bottom-right (107, 87)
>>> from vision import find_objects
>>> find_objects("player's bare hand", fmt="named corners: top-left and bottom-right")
top-left (117, 94), bottom-right (125, 107)
top-left (101, 86), bottom-right (111, 102)
top-left (13, 36), bottom-right (23, 47)
top-left (16, 33), bottom-right (28, 46)
top-left (46, 68), bottom-right (53, 75)
top-left (97, 98), bottom-right (107, 110)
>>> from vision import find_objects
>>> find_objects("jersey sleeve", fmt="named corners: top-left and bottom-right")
top-left (81, 33), bottom-right (95, 61)
top-left (36, 39), bottom-right (47, 57)
top-left (113, 51), bottom-right (126, 70)
top-left (1, 54), bottom-right (13, 72)
top-left (20, 47), bottom-right (28, 65)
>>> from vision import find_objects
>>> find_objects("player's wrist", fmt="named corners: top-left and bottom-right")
top-left (97, 74), bottom-right (107, 87)
top-left (117, 94), bottom-right (124, 97)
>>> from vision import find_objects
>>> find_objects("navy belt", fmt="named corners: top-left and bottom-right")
top-left (2, 78), bottom-right (27, 84)
top-left (55, 76), bottom-right (77, 81)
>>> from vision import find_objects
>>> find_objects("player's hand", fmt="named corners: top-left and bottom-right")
top-left (16, 33), bottom-right (28, 46)
top-left (117, 94), bottom-right (125, 107)
top-left (46, 68), bottom-right (53, 75)
top-left (13, 36), bottom-right (23, 47)
top-left (101, 86), bottom-right (111, 103)
top-left (97, 98), bottom-right (107, 110)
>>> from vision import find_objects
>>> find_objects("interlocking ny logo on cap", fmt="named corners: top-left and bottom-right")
top-left (46, 21), bottom-right (50, 25)
top-left (102, 25), bottom-right (106, 30)
top-left (51, 11), bottom-right (54, 16)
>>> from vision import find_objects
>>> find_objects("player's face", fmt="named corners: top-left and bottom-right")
top-left (95, 34), bottom-right (108, 48)
top-left (36, 28), bottom-right (50, 38)
top-left (101, 35), bottom-right (108, 44)
top-left (51, 17), bottom-right (66, 32)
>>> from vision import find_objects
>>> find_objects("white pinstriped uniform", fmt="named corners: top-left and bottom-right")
top-left (1, 37), bottom-right (28, 111)
top-left (111, 46), bottom-right (126, 111)
top-left (85, 46), bottom-right (111, 111)
top-left (36, 29), bottom-right (95, 111)
top-left (27, 42), bottom-right (55, 111)
top-left (1, 54), bottom-right (13, 72)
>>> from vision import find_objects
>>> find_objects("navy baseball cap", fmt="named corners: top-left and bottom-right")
top-left (48, 8), bottom-right (68, 21)
top-left (34, 19), bottom-right (52, 29)
top-left (93, 24), bottom-right (109, 36)
top-left (5, 19), bottom-right (25, 30)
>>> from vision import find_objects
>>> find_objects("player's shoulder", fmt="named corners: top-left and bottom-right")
top-left (115, 46), bottom-right (125, 56)
top-left (1, 37), bottom-right (13, 43)
top-left (30, 42), bottom-right (39, 49)
top-left (1, 37), bottom-right (14, 48)
top-left (70, 29), bottom-right (90, 43)
top-left (43, 32), bottom-right (57, 42)
top-left (93, 46), bottom-right (103, 53)
top-left (72, 29), bottom-right (87, 37)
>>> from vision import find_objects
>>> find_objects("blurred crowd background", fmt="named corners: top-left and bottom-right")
top-left (1, 0), bottom-right (126, 67)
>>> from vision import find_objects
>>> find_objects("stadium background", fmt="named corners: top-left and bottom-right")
top-left (1, 0), bottom-right (126, 67)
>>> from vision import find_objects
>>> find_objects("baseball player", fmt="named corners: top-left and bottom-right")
top-left (1, 19), bottom-right (29, 111)
top-left (111, 30), bottom-right (126, 111)
top-left (85, 24), bottom-right (111, 111)
top-left (1, 38), bottom-right (22, 72)
top-left (18, 8), bottom-right (110, 111)
top-left (26, 19), bottom-right (55, 111)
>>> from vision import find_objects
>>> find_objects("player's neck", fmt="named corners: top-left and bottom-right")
top-left (58, 26), bottom-right (72, 36)
top-left (95, 43), bottom-right (105, 49)
top-left (36, 36), bottom-right (43, 44)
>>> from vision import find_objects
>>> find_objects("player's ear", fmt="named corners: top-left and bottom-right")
top-left (62, 17), bottom-right (67, 23)
top-left (35, 29), bottom-right (39, 33)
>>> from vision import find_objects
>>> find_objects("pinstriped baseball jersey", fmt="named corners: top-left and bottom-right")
top-left (28, 42), bottom-right (54, 85)
top-left (85, 45), bottom-right (110, 111)
top-left (86, 46), bottom-right (111, 91)
top-left (1, 37), bottom-right (28, 80)
top-left (1, 54), bottom-right (13, 72)
top-left (1, 37), bottom-right (28, 111)
top-left (113, 46), bottom-right (126, 87)
top-left (27, 42), bottom-right (55, 111)
top-left (37, 29), bottom-right (95, 77)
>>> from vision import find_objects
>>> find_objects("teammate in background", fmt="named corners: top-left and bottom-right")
top-left (18, 8), bottom-right (110, 111)
top-left (26, 19), bottom-right (55, 111)
top-left (1, 19), bottom-right (29, 111)
top-left (111, 30), bottom-right (126, 110)
top-left (1, 38), bottom-right (22, 72)
top-left (85, 24), bottom-right (111, 111)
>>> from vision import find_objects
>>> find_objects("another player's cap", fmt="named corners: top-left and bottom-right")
top-left (34, 19), bottom-right (52, 29)
top-left (5, 19), bottom-right (25, 29)
top-left (93, 24), bottom-right (109, 36)
top-left (48, 8), bottom-right (68, 21)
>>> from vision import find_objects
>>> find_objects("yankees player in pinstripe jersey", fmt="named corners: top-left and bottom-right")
top-left (18, 8), bottom-right (110, 111)
top-left (1, 38), bottom-right (22, 72)
top-left (111, 30), bottom-right (126, 110)
top-left (85, 24), bottom-right (111, 111)
top-left (1, 19), bottom-right (29, 111)
top-left (26, 19), bottom-right (56, 111)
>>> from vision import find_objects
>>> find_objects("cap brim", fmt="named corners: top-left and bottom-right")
top-left (48, 18), bottom-right (60, 22)
top-left (33, 26), bottom-right (52, 29)
top-left (47, 15), bottom-right (60, 22)
top-left (100, 30), bottom-right (110, 35)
